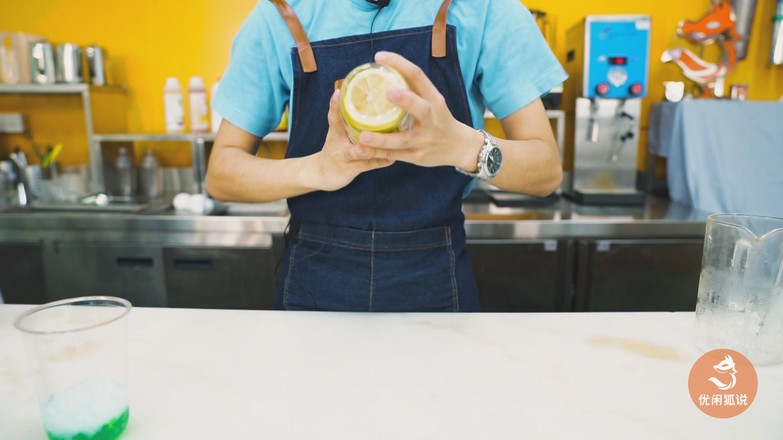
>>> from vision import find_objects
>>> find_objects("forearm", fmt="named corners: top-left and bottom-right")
top-left (205, 145), bottom-right (318, 203)
top-left (489, 137), bottom-right (562, 197)
top-left (450, 116), bottom-right (562, 197)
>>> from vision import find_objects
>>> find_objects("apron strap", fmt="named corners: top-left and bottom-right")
top-left (431, 0), bottom-right (453, 58)
top-left (269, 0), bottom-right (318, 73)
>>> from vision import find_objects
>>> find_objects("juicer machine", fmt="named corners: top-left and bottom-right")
top-left (563, 15), bottom-right (651, 205)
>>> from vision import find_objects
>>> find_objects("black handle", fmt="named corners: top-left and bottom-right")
top-left (116, 257), bottom-right (154, 268)
top-left (173, 259), bottom-right (213, 271)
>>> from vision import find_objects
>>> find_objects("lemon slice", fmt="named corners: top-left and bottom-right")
top-left (340, 63), bottom-right (410, 143)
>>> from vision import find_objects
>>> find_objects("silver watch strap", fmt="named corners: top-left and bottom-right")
top-left (455, 129), bottom-right (494, 180)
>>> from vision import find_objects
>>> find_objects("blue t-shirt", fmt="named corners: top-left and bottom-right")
top-left (213, 0), bottom-right (567, 138)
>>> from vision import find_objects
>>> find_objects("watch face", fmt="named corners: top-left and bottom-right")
top-left (486, 146), bottom-right (503, 175)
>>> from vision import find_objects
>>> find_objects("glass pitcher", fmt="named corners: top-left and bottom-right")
top-left (695, 214), bottom-right (783, 366)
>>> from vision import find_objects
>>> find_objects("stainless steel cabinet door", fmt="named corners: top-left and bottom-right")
top-left (575, 239), bottom-right (704, 312)
top-left (467, 240), bottom-right (570, 312)
top-left (163, 246), bottom-right (277, 310)
top-left (0, 241), bottom-right (46, 304)
top-left (44, 241), bottom-right (166, 307)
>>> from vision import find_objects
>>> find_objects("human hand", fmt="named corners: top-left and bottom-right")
top-left (356, 51), bottom-right (483, 172)
top-left (310, 89), bottom-right (395, 192)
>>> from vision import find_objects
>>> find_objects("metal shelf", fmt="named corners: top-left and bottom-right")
top-left (483, 109), bottom-right (565, 119)
top-left (262, 131), bottom-right (288, 142)
top-left (93, 130), bottom-right (288, 196)
top-left (94, 131), bottom-right (288, 143)
top-left (483, 109), bottom-right (566, 157)
top-left (0, 83), bottom-right (125, 95)
top-left (94, 133), bottom-right (217, 143)
top-left (0, 83), bottom-right (128, 194)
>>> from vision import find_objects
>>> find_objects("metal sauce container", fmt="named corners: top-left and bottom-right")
top-left (85, 45), bottom-right (109, 86)
top-left (138, 150), bottom-right (163, 199)
top-left (56, 43), bottom-right (83, 84)
top-left (114, 147), bottom-right (136, 199)
top-left (29, 40), bottom-right (55, 84)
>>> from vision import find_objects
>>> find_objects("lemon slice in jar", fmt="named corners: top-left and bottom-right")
top-left (340, 63), bottom-right (411, 143)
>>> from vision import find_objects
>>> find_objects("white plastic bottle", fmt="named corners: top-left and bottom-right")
top-left (163, 77), bottom-right (185, 133)
top-left (210, 79), bottom-right (222, 134)
top-left (188, 76), bottom-right (209, 133)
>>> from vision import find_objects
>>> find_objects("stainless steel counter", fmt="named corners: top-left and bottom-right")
top-left (463, 194), bottom-right (710, 239)
top-left (0, 193), bottom-right (710, 242)
top-left (0, 192), bottom-right (711, 311)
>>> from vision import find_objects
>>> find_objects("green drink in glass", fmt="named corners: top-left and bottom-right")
top-left (15, 297), bottom-right (132, 440)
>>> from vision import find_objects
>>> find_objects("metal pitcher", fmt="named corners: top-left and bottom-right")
top-left (29, 40), bottom-right (55, 84)
top-left (85, 45), bottom-right (109, 86)
top-left (695, 214), bottom-right (783, 365)
top-left (56, 43), bottom-right (83, 83)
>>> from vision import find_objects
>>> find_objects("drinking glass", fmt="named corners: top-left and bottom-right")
top-left (14, 296), bottom-right (132, 440)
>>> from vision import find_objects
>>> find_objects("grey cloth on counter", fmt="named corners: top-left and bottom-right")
top-left (649, 100), bottom-right (783, 217)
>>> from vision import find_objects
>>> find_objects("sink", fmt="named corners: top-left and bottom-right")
top-left (0, 193), bottom-right (175, 215)
top-left (2, 202), bottom-right (149, 214)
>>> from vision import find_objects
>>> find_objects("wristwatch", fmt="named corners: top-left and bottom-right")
top-left (456, 129), bottom-right (503, 181)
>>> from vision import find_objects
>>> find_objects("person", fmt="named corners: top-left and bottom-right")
top-left (206, 0), bottom-right (567, 312)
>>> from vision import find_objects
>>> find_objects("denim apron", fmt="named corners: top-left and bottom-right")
top-left (270, 0), bottom-right (479, 312)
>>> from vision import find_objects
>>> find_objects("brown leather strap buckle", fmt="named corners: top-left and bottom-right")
top-left (432, 0), bottom-right (453, 58)
top-left (269, 0), bottom-right (318, 72)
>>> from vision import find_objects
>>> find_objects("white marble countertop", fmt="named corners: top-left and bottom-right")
top-left (1, 305), bottom-right (781, 439)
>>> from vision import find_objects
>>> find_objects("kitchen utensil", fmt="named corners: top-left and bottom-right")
top-left (16, 181), bottom-right (27, 206)
top-left (138, 149), bottom-right (163, 199)
top-left (0, 160), bottom-right (16, 182)
top-left (695, 214), bottom-right (783, 366)
top-left (0, 168), bottom-right (13, 209)
top-left (23, 164), bottom-right (42, 200)
top-left (56, 43), bottom-right (84, 84)
top-left (85, 45), bottom-right (109, 86)
top-left (732, 0), bottom-right (758, 61)
top-left (29, 40), bottom-right (55, 84)
top-left (113, 147), bottom-right (135, 198)
top-left (42, 143), bottom-right (64, 168)
top-left (58, 168), bottom-right (87, 202)
top-left (2, 32), bottom-right (43, 83)
top-left (730, 84), bottom-right (749, 100)
top-left (772, 0), bottom-right (783, 64)
top-left (664, 81), bottom-right (685, 102)
top-left (14, 296), bottom-right (131, 440)
top-left (0, 32), bottom-right (21, 83)
top-left (9, 149), bottom-right (28, 171)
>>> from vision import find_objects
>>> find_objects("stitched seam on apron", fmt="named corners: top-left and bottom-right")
top-left (369, 230), bottom-right (375, 312)
top-left (288, 49), bottom-right (303, 150)
top-left (282, 236), bottom-right (301, 310)
top-left (297, 232), bottom-right (449, 252)
top-left (446, 226), bottom-right (459, 312)
top-left (310, 28), bottom-right (431, 49)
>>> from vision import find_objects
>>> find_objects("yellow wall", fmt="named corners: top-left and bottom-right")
top-left (1, 0), bottom-right (256, 133)
top-left (2, 0), bottom-right (782, 169)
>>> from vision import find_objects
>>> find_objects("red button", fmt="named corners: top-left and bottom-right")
top-left (595, 83), bottom-right (610, 96)
top-left (630, 83), bottom-right (644, 96)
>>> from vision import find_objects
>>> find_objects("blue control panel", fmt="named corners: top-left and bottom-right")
top-left (584, 17), bottom-right (651, 99)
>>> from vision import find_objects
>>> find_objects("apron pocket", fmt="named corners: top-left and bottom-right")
top-left (282, 226), bottom-right (461, 312)
top-left (282, 238), bottom-right (373, 311)
top-left (369, 244), bottom-right (459, 312)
